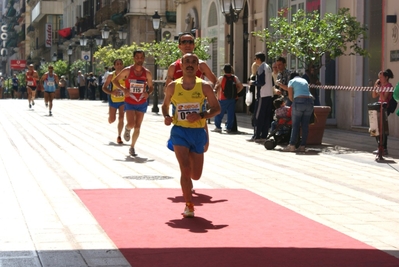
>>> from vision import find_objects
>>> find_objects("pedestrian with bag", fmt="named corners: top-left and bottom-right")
top-left (212, 64), bottom-right (244, 133)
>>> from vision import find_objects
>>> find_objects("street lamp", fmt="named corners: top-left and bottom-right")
top-left (151, 10), bottom-right (161, 113)
top-left (40, 58), bottom-right (46, 66)
top-left (101, 24), bottom-right (110, 40)
top-left (118, 26), bottom-right (128, 46)
top-left (52, 52), bottom-right (57, 62)
top-left (220, 0), bottom-right (244, 65)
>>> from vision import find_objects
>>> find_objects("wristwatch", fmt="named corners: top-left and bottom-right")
top-left (199, 112), bottom-right (205, 119)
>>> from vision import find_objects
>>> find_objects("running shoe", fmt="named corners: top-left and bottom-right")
top-left (49, 111), bottom-right (52, 116)
top-left (45, 103), bottom-right (48, 107)
top-left (124, 127), bottom-right (131, 142)
top-left (117, 136), bottom-right (123, 144)
top-left (32, 100), bottom-right (35, 106)
top-left (129, 147), bottom-right (137, 157)
top-left (182, 202), bottom-right (195, 218)
top-left (29, 104), bottom-right (32, 109)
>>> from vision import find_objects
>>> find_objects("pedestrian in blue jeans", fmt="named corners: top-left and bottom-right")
top-left (212, 64), bottom-right (244, 133)
top-left (277, 72), bottom-right (314, 152)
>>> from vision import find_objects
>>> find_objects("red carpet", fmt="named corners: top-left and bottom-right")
top-left (74, 189), bottom-right (399, 267)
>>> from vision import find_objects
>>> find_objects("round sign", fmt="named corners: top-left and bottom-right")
top-left (84, 55), bottom-right (89, 60)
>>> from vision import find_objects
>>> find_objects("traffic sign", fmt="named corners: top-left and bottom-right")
top-left (81, 51), bottom-right (90, 61)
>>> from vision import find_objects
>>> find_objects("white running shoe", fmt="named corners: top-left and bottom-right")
top-left (124, 127), bottom-right (131, 142)
top-left (182, 202), bottom-right (194, 218)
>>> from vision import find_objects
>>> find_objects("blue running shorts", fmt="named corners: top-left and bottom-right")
top-left (109, 101), bottom-right (125, 109)
top-left (170, 125), bottom-right (207, 154)
top-left (125, 102), bottom-right (148, 113)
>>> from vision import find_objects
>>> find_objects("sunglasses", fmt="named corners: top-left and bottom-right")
top-left (180, 40), bottom-right (194, 45)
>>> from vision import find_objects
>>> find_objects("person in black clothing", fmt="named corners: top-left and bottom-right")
top-left (12, 74), bottom-right (19, 99)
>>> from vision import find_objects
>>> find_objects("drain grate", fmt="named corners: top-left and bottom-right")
top-left (123, 175), bottom-right (174, 180)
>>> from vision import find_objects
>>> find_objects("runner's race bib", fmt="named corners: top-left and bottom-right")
top-left (176, 103), bottom-right (200, 121)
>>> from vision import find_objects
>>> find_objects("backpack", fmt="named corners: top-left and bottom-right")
top-left (222, 75), bottom-right (237, 99)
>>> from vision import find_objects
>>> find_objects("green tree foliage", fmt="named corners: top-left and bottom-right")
top-left (93, 38), bottom-right (214, 70)
top-left (38, 60), bottom-right (68, 78)
top-left (253, 8), bottom-right (369, 68)
top-left (16, 72), bottom-right (26, 87)
top-left (94, 44), bottom-right (139, 68)
top-left (70, 59), bottom-right (87, 75)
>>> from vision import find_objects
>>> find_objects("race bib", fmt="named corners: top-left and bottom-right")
top-left (47, 81), bottom-right (55, 86)
top-left (176, 102), bottom-right (201, 121)
top-left (115, 89), bottom-right (124, 97)
top-left (27, 81), bottom-right (34, 86)
top-left (129, 82), bottom-right (145, 94)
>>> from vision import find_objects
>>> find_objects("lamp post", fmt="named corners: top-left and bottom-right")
top-left (40, 58), bottom-right (45, 67)
top-left (151, 10), bottom-right (161, 113)
top-left (220, 0), bottom-right (243, 65)
top-left (67, 45), bottom-right (73, 87)
top-left (118, 26), bottom-right (128, 46)
top-left (52, 52), bottom-right (57, 63)
top-left (79, 34), bottom-right (101, 73)
top-left (101, 24), bottom-right (110, 45)
top-left (101, 24), bottom-right (127, 48)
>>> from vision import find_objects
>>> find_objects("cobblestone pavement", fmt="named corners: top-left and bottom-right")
top-left (1, 99), bottom-right (398, 266)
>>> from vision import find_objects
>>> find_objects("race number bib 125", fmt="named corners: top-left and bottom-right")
top-left (176, 102), bottom-right (200, 121)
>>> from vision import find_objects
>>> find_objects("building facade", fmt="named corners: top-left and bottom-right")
top-left (176, 0), bottom-right (399, 138)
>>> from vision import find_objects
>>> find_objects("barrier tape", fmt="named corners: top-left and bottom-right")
top-left (309, 85), bottom-right (394, 92)
top-left (242, 83), bottom-right (394, 93)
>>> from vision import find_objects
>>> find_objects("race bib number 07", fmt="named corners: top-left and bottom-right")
top-left (176, 102), bottom-right (200, 121)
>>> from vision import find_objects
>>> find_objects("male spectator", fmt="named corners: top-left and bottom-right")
top-left (112, 50), bottom-right (154, 157)
top-left (12, 74), bottom-right (19, 99)
top-left (275, 57), bottom-right (291, 106)
top-left (77, 71), bottom-right (86, 100)
top-left (247, 52), bottom-right (275, 142)
top-left (213, 64), bottom-right (244, 133)
top-left (162, 53), bottom-right (220, 218)
top-left (87, 72), bottom-right (97, 100)
top-left (58, 76), bottom-right (67, 99)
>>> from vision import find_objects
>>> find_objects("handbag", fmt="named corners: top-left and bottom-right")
top-left (245, 88), bottom-right (253, 106)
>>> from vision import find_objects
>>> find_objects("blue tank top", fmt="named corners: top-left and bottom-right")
top-left (44, 74), bottom-right (56, 92)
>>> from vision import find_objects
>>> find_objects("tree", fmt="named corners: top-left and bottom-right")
top-left (141, 38), bottom-right (214, 69)
top-left (93, 38), bottom-right (214, 70)
top-left (94, 44), bottom-right (139, 68)
top-left (253, 8), bottom-right (369, 69)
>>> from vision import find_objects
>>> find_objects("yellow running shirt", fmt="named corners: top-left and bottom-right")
top-left (171, 77), bottom-right (207, 128)
top-left (111, 71), bottom-right (125, 103)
